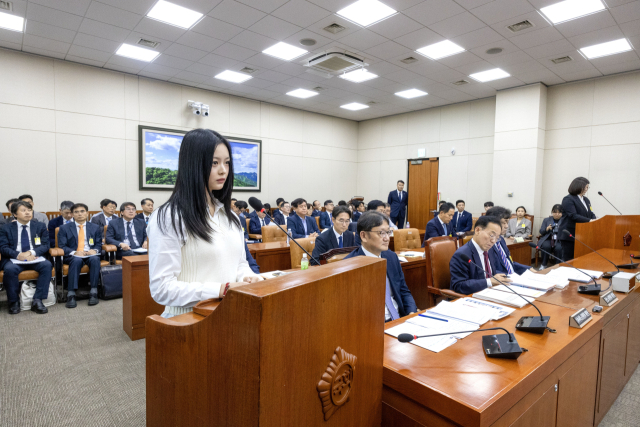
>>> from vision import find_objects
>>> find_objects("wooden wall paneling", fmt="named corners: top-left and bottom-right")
top-left (625, 299), bottom-right (640, 378)
top-left (429, 158), bottom-right (438, 213)
top-left (574, 215), bottom-right (640, 257)
top-left (508, 383), bottom-right (557, 427)
top-left (399, 258), bottom-right (428, 311)
top-left (122, 255), bottom-right (163, 340)
top-left (596, 311), bottom-right (629, 424)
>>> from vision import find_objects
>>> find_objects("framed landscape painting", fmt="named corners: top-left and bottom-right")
top-left (139, 125), bottom-right (262, 192)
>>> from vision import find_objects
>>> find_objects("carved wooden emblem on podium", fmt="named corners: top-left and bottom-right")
top-left (623, 232), bottom-right (632, 246)
top-left (316, 347), bottom-right (357, 421)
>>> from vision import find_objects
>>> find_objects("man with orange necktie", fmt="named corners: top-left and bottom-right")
top-left (58, 203), bottom-right (103, 308)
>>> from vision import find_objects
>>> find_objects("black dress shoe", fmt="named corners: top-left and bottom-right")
top-left (66, 295), bottom-right (77, 309)
top-left (31, 299), bottom-right (48, 314)
top-left (88, 294), bottom-right (99, 306)
top-left (8, 301), bottom-right (20, 315)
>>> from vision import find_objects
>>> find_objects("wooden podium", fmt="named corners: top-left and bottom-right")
top-left (146, 257), bottom-right (386, 427)
top-left (575, 215), bottom-right (640, 257)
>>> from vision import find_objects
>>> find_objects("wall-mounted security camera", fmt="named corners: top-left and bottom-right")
top-left (201, 104), bottom-right (209, 117)
top-left (188, 100), bottom-right (202, 115)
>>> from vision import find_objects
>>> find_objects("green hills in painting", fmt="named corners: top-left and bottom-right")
top-left (146, 168), bottom-right (257, 187)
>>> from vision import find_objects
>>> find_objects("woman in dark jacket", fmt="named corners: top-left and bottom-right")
top-left (558, 177), bottom-right (596, 261)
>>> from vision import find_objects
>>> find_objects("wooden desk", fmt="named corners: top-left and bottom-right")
top-left (122, 255), bottom-right (163, 341)
top-left (248, 241), bottom-right (292, 271)
top-left (505, 237), bottom-right (532, 266)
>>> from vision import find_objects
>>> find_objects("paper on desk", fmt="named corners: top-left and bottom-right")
top-left (507, 273), bottom-right (556, 291)
top-left (399, 251), bottom-right (424, 258)
top-left (547, 266), bottom-right (603, 283)
top-left (398, 256), bottom-right (408, 263)
top-left (452, 297), bottom-right (515, 320)
top-left (73, 253), bottom-right (101, 258)
top-left (406, 312), bottom-right (479, 338)
top-left (428, 300), bottom-right (492, 325)
top-left (260, 270), bottom-right (290, 280)
top-left (385, 323), bottom-right (458, 353)
top-left (520, 269), bottom-right (569, 289)
top-left (493, 284), bottom-right (546, 298)
top-left (10, 257), bottom-right (46, 264)
top-left (133, 248), bottom-right (147, 253)
top-left (473, 288), bottom-right (534, 308)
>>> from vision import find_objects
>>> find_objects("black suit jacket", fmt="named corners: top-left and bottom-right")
top-left (311, 227), bottom-right (355, 265)
top-left (57, 222), bottom-right (102, 256)
top-left (558, 195), bottom-right (596, 241)
top-left (135, 212), bottom-right (151, 224)
top-left (0, 221), bottom-right (50, 269)
top-left (48, 215), bottom-right (65, 244)
top-left (106, 217), bottom-right (147, 249)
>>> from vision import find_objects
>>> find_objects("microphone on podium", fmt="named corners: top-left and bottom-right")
top-left (562, 229), bottom-right (620, 281)
top-left (597, 191), bottom-right (622, 215)
top-left (397, 327), bottom-right (526, 359)
top-left (528, 241), bottom-right (602, 295)
top-left (248, 197), bottom-right (321, 266)
top-left (460, 254), bottom-right (554, 334)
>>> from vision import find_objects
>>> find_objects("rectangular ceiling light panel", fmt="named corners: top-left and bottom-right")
top-left (580, 38), bottom-right (633, 59)
top-left (287, 89), bottom-right (319, 99)
top-left (215, 70), bottom-right (252, 83)
top-left (147, 0), bottom-right (203, 29)
top-left (0, 10), bottom-right (24, 32)
top-left (469, 68), bottom-right (510, 82)
top-left (263, 41), bottom-right (308, 61)
top-left (540, 0), bottom-right (605, 24)
top-left (395, 89), bottom-right (428, 99)
top-left (341, 102), bottom-right (369, 110)
top-left (337, 0), bottom-right (397, 27)
top-left (339, 68), bottom-right (378, 83)
top-left (416, 40), bottom-right (465, 60)
top-left (116, 44), bottom-right (160, 62)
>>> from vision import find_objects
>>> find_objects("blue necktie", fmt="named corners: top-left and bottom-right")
top-left (496, 241), bottom-right (514, 274)
top-left (385, 276), bottom-right (400, 320)
top-left (21, 225), bottom-right (30, 253)
top-left (127, 222), bottom-right (139, 249)
top-left (302, 217), bottom-right (307, 235)
top-left (338, 235), bottom-right (343, 248)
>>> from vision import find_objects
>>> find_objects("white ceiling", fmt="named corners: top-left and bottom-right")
top-left (2, 0), bottom-right (640, 120)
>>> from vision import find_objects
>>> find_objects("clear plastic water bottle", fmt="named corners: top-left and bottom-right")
top-left (287, 229), bottom-right (292, 245)
top-left (406, 221), bottom-right (410, 228)
top-left (301, 254), bottom-right (309, 270)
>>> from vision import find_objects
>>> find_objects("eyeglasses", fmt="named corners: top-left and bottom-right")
top-left (336, 219), bottom-right (350, 225)
top-left (368, 230), bottom-right (393, 237)
top-left (123, 207), bottom-right (136, 212)
top-left (485, 231), bottom-right (499, 241)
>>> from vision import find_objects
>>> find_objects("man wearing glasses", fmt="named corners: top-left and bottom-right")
top-left (311, 206), bottom-right (354, 265)
top-left (345, 211), bottom-right (417, 322)
top-left (106, 202), bottom-right (148, 260)
top-left (449, 216), bottom-right (512, 295)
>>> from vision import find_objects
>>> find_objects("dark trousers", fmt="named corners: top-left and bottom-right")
top-left (115, 249), bottom-right (135, 260)
top-left (561, 240), bottom-right (575, 262)
top-left (2, 260), bottom-right (52, 303)
top-left (64, 255), bottom-right (101, 290)
top-left (540, 238), bottom-right (562, 266)
top-left (391, 213), bottom-right (405, 229)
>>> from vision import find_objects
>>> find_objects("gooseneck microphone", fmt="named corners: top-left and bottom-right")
top-left (597, 191), bottom-right (622, 215)
top-left (563, 229), bottom-right (620, 279)
top-left (398, 327), bottom-right (525, 359)
top-left (248, 197), bottom-right (321, 266)
top-left (529, 242), bottom-right (602, 295)
top-left (461, 254), bottom-right (554, 334)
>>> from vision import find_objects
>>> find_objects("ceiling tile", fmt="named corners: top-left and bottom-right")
top-left (0, 29), bottom-right (24, 45)
top-left (142, 63), bottom-right (182, 77)
top-left (248, 16), bottom-right (302, 40)
top-left (512, 68), bottom-right (564, 86)
top-left (438, 50), bottom-right (483, 68)
top-left (490, 11), bottom-right (552, 40)
top-left (23, 34), bottom-right (70, 54)
top-left (192, 16), bottom-right (244, 41)
top-left (175, 70), bottom-right (211, 84)
top-left (213, 42), bottom-right (258, 61)
top-left (67, 44), bottom-right (112, 62)
top-left (369, 13), bottom-right (423, 40)
top-left (72, 33), bottom-right (120, 53)
top-left (484, 76), bottom-right (524, 90)
top-left (163, 43), bottom-right (208, 61)
top-left (395, 27), bottom-right (442, 50)
top-left (524, 39), bottom-right (575, 59)
top-left (106, 55), bottom-right (147, 71)
top-left (85, 1), bottom-right (143, 30)
top-left (186, 62), bottom-right (223, 76)
top-left (509, 26), bottom-right (565, 50)
top-left (455, 0), bottom-right (494, 9)
top-left (177, 0), bottom-right (224, 13)
top-left (26, 3), bottom-right (84, 31)
top-left (429, 11), bottom-right (487, 39)
top-left (367, 61), bottom-right (404, 76)
top-left (619, 19), bottom-right (640, 38)
top-left (138, 70), bottom-right (172, 81)
top-left (610, 2), bottom-right (640, 25)
top-left (104, 62), bottom-right (145, 74)
top-left (557, 68), bottom-right (603, 82)
top-left (228, 30), bottom-right (277, 52)
top-left (454, 59), bottom-right (494, 75)
top-left (595, 59), bottom-right (640, 75)
top-left (154, 54), bottom-right (195, 70)
top-left (29, 0), bottom-right (92, 16)
top-left (175, 31), bottom-right (224, 53)
top-left (405, 0), bottom-right (465, 26)
top-left (271, 61), bottom-right (308, 76)
top-left (307, 15), bottom-right (361, 41)
top-left (25, 20), bottom-right (77, 44)
top-left (124, 32), bottom-right (174, 53)
top-left (22, 45), bottom-right (66, 59)
top-left (488, 51), bottom-right (535, 68)
top-left (436, 89), bottom-right (476, 102)
top-left (452, 26), bottom-right (503, 50)
top-left (469, 39), bottom-right (520, 61)
top-left (243, 52), bottom-right (284, 69)
top-left (209, 0), bottom-right (267, 28)
top-left (383, 68), bottom-right (424, 83)
top-left (78, 19), bottom-right (131, 43)
top-left (242, 77), bottom-right (277, 89)
top-left (98, 0), bottom-right (156, 15)
top-left (271, 0), bottom-right (331, 28)
top-left (283, 29), bottom-right (334, 52)
top-left (66, 55), bottom-right (106, 68)
top-left (589, 50), bottom-right (640, 68)
top-left (567, 26), bottom-right (626, 50)
top-left (337, 29), bottom-right (388, 51)
top-left (364, 40), bottom-right (413, 60)
top-left (555, 11), bottom-right (617, 39)
top-left (133, 18), bottom-right (187, 43)
top-left (198, 52), bottom-right (240, 69)
top-left (236, 0), bottom-right (289, 13)
top-left (470, 0), bottom-right (535, 25)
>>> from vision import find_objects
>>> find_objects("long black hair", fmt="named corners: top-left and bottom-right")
top-left (157, 128), bottom-right (240, 243)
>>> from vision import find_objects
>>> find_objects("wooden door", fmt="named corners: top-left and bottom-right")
top-left (625, 299), bottom-right (640, 378)
top-left (407, 158), bottom-right (438, 231)
top-left (509, 383), bottom-right (558, 427)
top-left (597, 312), bottom-right (629, 422)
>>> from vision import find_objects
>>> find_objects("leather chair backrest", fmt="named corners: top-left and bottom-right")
top-left (46, 211), bottom-right (59, 220)
top-left (463, 235), bottom-right (473, 245)
top-left (472, 217), bottom-right (479, 230)
top-left (393, 228), bottom-right (421, 251)
top-left (290, 237), bottom-right (316, 269)
top-left (261, 225), bottom-right (287, 243)
top-left (425, 236), bottom-right (458, 290)
top-left (315, 216), bottom-right (321, 230)
top-left (245, 218), bottom-right (250, 233)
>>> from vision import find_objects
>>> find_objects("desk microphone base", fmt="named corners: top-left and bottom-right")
top-left (516, 316), bottom-right (551, 334)
top-left (482, 334), bottom-right (524, 359)
top-left (578, 284), bottom-right (602, 295)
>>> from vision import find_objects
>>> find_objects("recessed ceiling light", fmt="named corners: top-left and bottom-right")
top-left (469, 68), bottom-right (510, 82)
top-left (341, 102), bottom-right (369, 111)
top-left (147, 0), bottom-right (203, 29)
top-left (263, 42), bottom-right (307, 61)
top-left (416, 40), bottom-right (465, 60)
top-left (395, 89), bottom-right (428, 99)
top-left (580, 38), bottom-right (633, 59)
top-left (115, 44), bottom-right (160, 62)
top-left (339, 69), bottom-right (378, 83)
top-left (539, 0), bottom-right (605, 25)
top-left (287, 89), bottom-right (319, 99)
top-left (0, 11), bottom-right (24, 32)
top-left (337, 0), bottom-right (397, 27)
top-left (215, 70), bottom-right (253, 83)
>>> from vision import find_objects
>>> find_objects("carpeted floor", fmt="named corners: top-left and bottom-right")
top-left (0, 295), bottom-right (637, 427)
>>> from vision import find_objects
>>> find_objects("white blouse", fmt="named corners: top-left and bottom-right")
top-left (147, 199), bottom-right (261, 318)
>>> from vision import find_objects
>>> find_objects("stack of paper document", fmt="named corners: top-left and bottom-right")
top-left (473, 288), bottom-right (534, 308)
top-left (507, 272), bottom-right (556, 291)
top-left (428, 299), bottom-right (493, 325)
top-left (260, 270), bottom-right (290, 280)
top-left (385, 322), bottom-right (458, 353)
top-left (493, 284), bottom-right (546, 298)
top-left (398, 251), bottom-right (424, 258)
top-left (10, 257), bottom-right (46, 265)
top-left (519, 270), bottom-right (570, 289)
top-left (452, 297), bottom-right (515, 320)
top-left (547, 266), bottom-right (603, 283)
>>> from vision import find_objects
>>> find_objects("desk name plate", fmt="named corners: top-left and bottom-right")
top-left (569, 308), bottom-right (592, 329)
top-left (599, 290), bottom-right (618, 307)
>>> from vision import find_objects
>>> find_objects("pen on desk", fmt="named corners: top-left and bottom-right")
top-left (418, 314), bottom-right (448, 322)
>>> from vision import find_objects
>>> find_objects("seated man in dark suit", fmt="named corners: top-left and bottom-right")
top-left (319, 200), bottom-right (334, 229)
top-left (245, 241), bottom-right (260, 274)
top-left (18, 194), bottom-right (48, 226)
top-left (233, 200), bottom-right (249, 240)
top-left (311, 206), bottom-right (354, 265)
top-left (345, 211), bottom-right (417, 321)
top-left (486, 206), bottom-right (534, 275)
top-left (90, 199), bottom-right (118, 229)
top-left (272, 198), bottom-right (285, 224)
top-left (135, 198), bottom-right (154, 225)
top-left (273, 202), bottom-right (291, 227)
top-left (352, 201), bottom-right (364, 222)
top-left (288, 198), bottom-right (319, 239)
top-left (48, 200), bottom-right (74, 244)
top-left (451, 199), bottom-right (473, 233)
top-left (58, 203), bottom-right (103, 308)
top-left (249, 207), bottom-right (271, 235)
top-left (310, 200), bottom-right (322, 218)
top-left (423, 202), bottom-right (455, 247)
top-left (106, 202), bottom-right (148, 259)
top-left (0, 201), bottom-right (52, 315)
top-left (537, 204), bottom-right (563, 270)
top-left (354, 200), bottom-right (387, 246)
top-left (449, 216), bottom-right (511, 295)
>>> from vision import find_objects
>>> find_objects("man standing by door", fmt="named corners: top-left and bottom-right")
top-left (387, 180), bottom-right (408, 229)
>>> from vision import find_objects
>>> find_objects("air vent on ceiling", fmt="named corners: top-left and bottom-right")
top-left (452, 80), bottom-right (469, 86)
top-left (401, 56), bottom-right (419, 64)
top-left (551, 56), bottom-right (573, 64)
top-left (137, 38), bottom-right (159, 48)
top-left (367, 101), bottom-right (376, 105)
top-left (240, 67), bottom-right (257, 74)
top-left (312, 87), bottom-right (326, 92)
top-left (0, 1), bottom-right (13, 11)
top-left (507, 20), bottom-right (534, 33)
top-left (306, 51), bottom-right (366, 73)
top-left (323, 23), bottom-right (346, 34)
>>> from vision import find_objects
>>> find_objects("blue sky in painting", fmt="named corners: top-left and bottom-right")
top-left (231, 141), bottom-right (258, 174)
top-left (144, 131), bottom-right (182, 171)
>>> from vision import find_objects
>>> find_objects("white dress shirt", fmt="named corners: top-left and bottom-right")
top-left (578, 195), bottom-right (591, 215)
top-left (15, 221), bottom-right (35, 256)
top-left (333, 227), bottom-right (344, 243)
top-left (471, 238), bottom-right (493, 288)
top-left (361, 246), bottom-right (399, 321)
top-left (70, 221), bottom-right (90, 255)
top-left (123, 219), bottom-right (141, 247)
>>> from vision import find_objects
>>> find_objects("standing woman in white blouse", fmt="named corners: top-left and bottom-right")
top-left (147, 129), bottom-right (262, 318)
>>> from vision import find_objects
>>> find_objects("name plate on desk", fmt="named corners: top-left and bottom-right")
top-left (569, 308), bottom-right (592, 329)
top-left (599, 290), bottom-right (618, 307)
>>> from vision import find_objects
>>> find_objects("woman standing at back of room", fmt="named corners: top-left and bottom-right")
top-left (147, 128), bottom-right (262, 318)
top-left (558, 176), bottom-right (597, 262)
